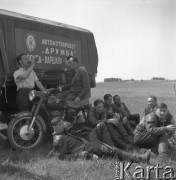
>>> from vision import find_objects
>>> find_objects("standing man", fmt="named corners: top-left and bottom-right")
top-left (13, 54), bottom-right (46, 111)
top-left (64, 56), bottom-right (90, 104)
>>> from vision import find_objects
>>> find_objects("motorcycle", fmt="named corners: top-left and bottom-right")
top-left (7, 89), bottom-right (91, 150)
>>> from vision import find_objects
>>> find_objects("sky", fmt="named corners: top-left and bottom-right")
top-left (1, 0), bottom-right (176, 82)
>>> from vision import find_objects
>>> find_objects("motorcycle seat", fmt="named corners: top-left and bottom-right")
top-left (66, 98), bottom-right (90, 109)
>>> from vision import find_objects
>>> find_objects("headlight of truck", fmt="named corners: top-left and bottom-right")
top-left (29, 90), bottom-right (36, 101)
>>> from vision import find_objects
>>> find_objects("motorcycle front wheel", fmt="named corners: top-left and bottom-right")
top-left (7, 116), bottom-right (45, 150)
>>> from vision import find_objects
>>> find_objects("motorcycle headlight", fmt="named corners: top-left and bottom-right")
top-left (29, 90), bottom-right (36, 101)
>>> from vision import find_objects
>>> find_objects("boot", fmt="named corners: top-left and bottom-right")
top-left (113, 148), bottom-right (151, 163)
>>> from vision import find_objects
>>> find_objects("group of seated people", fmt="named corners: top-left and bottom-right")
top-left (51, 94), bottom-right (176, 163)
top-left (7, 54), bottom-right (176, 163)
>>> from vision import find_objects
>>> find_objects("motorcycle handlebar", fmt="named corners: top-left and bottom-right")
top-left (45, 88), bottom-right (61, 95)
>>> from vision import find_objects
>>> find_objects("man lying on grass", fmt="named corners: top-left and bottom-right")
top-left (51, 112), bottom-right (151, 163)
top-left (134, 102), bottom-right (176, 160)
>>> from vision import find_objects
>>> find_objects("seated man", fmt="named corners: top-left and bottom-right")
top-left (87, 99), bottom-right (134, 149)
top-left (144, 95), bottom-right (176, 126)
top-left (134, 102), bottom-right (176, 158)
top-left (52, 117), bottom-right (151, 163)
top-left (48, 56), bottom-right (90, 108)
top-left (104, 94), bottom-right (134, 137)
top-left (62, 56), bottom-right (90, 104)
top-left (112, 95), bottom-right (140, 127)
top-left (144, 95), bottom-right (158, 116)
top-left (103, 94), bottom-right (114, 118)
top-left (57, 56), bottom-right (76, 95)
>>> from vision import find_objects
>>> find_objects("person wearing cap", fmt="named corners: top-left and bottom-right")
top-left (134, 102), bottom-right (176, 157)
top-left (13, 54), bottom-right (46, 111)
top-left (51, 116), bottom-right (151, 163)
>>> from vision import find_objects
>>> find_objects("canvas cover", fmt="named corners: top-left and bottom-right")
top-left (0, 9), bottom-right (98, 86)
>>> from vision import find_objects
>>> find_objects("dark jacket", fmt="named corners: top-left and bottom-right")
top-left (87, 107), bottom-right (107, 127)
top-left (104, 103), bottom-right (115, 119)
top-left (144, 105), bottom-right (174, 125)
top-left (144, 105), bottom-right (158, 116)
top-left (112, 102), bottom-right (131, 118)
top-left (70, 67), bottom-right (90, 99)
top-left (61, 69), bottom-right (76, 91)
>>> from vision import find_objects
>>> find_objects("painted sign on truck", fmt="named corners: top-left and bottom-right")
top-left (15, 28), bottom-right (81, 70)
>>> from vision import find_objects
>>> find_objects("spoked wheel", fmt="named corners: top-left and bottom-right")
top-left (7, 116), bottom-right (44, 150)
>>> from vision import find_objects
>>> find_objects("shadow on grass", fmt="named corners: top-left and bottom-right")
top-left (0, 141), bottom-right (54, 180)
top-left (0, 141), bottom-right (53, 162)
top-left (0, 163), bottom-right (53, 180)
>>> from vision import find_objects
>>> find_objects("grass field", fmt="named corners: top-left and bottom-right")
top-left (91, 80), bottom-right (176, 118)
top-left (0, 80), bottom-right (176, 180)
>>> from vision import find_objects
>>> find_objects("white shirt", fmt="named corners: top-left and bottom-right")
top-left (13, 68), bottom-right (38, 91)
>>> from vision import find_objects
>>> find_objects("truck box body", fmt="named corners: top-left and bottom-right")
top-left (0, 9), bottom-right (98, 111)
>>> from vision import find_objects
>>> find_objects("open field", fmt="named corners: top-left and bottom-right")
top-left (91, 80), bottom-right (176, 118)
top-left (0, 80), bottom-right (176, 180)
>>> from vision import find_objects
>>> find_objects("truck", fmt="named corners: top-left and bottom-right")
top-left (0, 9), bottom-right (98, 124)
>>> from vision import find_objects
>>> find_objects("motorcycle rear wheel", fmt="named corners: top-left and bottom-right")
top-left (7, 116), bottom-right (44, 150)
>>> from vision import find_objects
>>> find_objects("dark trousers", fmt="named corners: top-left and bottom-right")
top-left (17, 88), bottom-right (33, 111)
top-left (106, 123), bottom-right (131, 149)
top-left (89, 122), bottom-right (114, 147)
